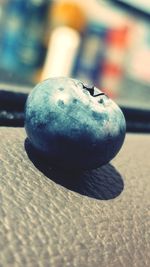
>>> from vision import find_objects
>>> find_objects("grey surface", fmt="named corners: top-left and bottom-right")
top-left (0, 127), bottom-right (150, 267)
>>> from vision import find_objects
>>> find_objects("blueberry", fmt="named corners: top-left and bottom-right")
top-left (25, 77), bottom-right (126, 170)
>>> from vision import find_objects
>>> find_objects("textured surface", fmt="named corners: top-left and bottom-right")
top-left (0, 127), bottom-right (150, 267)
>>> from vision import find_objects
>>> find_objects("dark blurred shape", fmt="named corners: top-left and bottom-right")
top-left (0, 90), bottom-right (27, 111)
top-left (108, 0), bottom-right (150, 18)
top-left (0, 89), bottom-right (27, 126)
top-left (121, 107), bottom-right (150, 133)
top-left (74, 23), bottom-right (107, 86)
top-left (0, 110), bottom-right (24, 127)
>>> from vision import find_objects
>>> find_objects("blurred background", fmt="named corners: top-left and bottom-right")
top-left (0, 0), bottom-right (150, 130)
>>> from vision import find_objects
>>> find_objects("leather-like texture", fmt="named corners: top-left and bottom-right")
top-left (0, 127), bottom-right (150, 267)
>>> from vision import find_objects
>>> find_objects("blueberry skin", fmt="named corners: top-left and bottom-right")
top-left (25, 77), bottom-right (126, 170)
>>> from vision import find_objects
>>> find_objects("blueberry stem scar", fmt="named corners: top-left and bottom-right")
top-left (82, 83), bottom-right (105, 97)
top-left (82, 83), bottom-right (94, 96)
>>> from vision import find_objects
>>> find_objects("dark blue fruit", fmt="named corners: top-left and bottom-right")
top-left (25, 77), bottom-right (126, 170)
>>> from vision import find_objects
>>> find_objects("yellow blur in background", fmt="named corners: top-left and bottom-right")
top-left (0, 0), bottom-right (150, 109)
